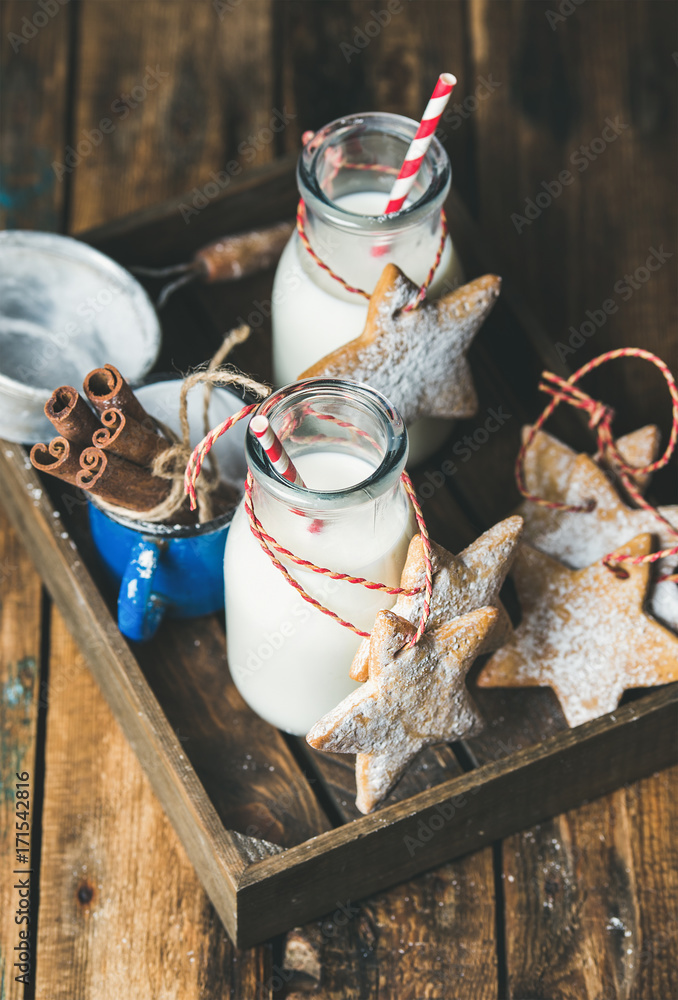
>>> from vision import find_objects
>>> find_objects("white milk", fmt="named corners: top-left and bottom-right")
top-left (271, 190), bottom-right (465, 464)
top-left (224, 450), bottom-right (416, 736)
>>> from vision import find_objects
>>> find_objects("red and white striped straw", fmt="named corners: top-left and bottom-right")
top-left (384, 72), bottom-right (457, 215)
top-left (250, 415), bottom-right (306, 487)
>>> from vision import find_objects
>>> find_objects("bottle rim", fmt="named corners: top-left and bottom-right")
top-left (297, 111), bottom-right (451, 235)
top-left (246, 378), bottom-right (409, 511)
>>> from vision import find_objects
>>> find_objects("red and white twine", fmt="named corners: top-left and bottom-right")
top-left (295, 199), bottom-right (447, 313)
top-left (185, 406), bottom-right (433, 647)
top-left (516, 348), bottom-right (678, 580)
top-left (297, 72), bottom-right (454, 313)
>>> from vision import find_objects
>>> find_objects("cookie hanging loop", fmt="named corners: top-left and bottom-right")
top-left (296, 198), bottom-right (448, 312)
top-left (186, 409), bottom-right (434, 647)
top-left (243, 469), bottom-right (433, 646)
top-left (516, 347), bottom-right (678, 577)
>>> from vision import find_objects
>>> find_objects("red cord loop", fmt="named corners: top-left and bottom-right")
top-left (516, 348), bottom-right (678, 577)
top-left (185, 404), bottom-right (434, 647)
top-left (296, 198), bottom-right (447, 313)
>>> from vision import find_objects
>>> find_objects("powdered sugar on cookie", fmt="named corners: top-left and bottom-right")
top-left (477, 536), bottom-right (678, 727)
top-left (350, 516), bottom-right (523, 683)
top-left (307, 607), bottom-right (495, 813)
top-left (299, 264), bottom-right (501, 425)
top-left (521, 454), bottom-right (678, 631)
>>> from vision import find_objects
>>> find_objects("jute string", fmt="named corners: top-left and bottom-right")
top-left (97, 325), bottom-right (271, 523)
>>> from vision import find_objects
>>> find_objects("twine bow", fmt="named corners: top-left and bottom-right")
top-left (98, 325), bottom-right (269, 523)
top-left (516, 348), bottom-right (678, 579)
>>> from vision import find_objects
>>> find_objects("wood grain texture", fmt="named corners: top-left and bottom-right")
top-left (0, 444), bottom-right (252, 944)
top-left (624, 767), bottom-right (678, 1000)
top-left (469, 0), bottom-right (678, 439)
top-left (502, 770), bottom-right (678, 1000)
top-left (275, 0), bottom-right (475, 204)
top-left (135, 617), bottom-right (332, 848)
top-left (280, 856), bottom-right (497, 999)
top-left (5, 3), bottom-right (678, 990)
top-left (70, 0), bottom-right (276, 232)
top-left (35, 607), bottom-right (273, 1000)
top-left (297, 742), bottom-right (463, 823)
top-left (0, 0), bottom-right (70, 230)
top-left (236, 685), bottom-right (677, 945)
top-left (0, 513), bottom-right (42, 1000)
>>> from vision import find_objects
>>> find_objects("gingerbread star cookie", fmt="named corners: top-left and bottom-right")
top-left (298, 264), bottom-right (501, 424)
top-left (521, 424), bottom-right (660, 503)
top-left (521, 453), bottom-right (678, 632)
top-left (307, 607), bottom-right (497, 813)
top-left (477, 535), bottom-right (678, 727)
top-left (350, 516), bottom-right (524, 683)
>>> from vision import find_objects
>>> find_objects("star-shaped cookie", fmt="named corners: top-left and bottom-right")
top-left (520, 424), bottom-right (660, 503)
top-left (298, 264), bottom-right (501, 424)
top-left (521, 453), bottom-right (678, 631)
top-left (307, 607), bottom-right (497, 813)
top-left (476, 535), bottom-right (678, 727)
top-left (350, 516), bottom-right (524, 683)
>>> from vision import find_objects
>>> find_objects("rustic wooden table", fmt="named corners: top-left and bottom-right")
top-left (1, 2), bottom-right (677, 998)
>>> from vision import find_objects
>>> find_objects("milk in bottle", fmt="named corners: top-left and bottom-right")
top-left (224, 379), bottom-right (417, 736)
top-left (271, 112), bottom-right (464, 465)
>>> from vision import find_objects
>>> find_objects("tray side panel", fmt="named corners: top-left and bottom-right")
top-left (235, 687), bottom-right (678, 946)
top-left (0, 444), bottom-right (247, 941)
top-left (134, 618), bottom-right (333, 847)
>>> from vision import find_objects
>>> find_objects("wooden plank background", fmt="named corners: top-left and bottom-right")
top-left (1, 1), bottom-right (676, 997)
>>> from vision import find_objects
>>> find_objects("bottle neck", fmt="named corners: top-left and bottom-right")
top-left (246, 379), bottom-right (408, 528)
top-left (250, 469), bottom-right (407, 563)
top-left (299, 196), bottom-right (447, 301)
top-left (296, 111), bottom-right (451, 301)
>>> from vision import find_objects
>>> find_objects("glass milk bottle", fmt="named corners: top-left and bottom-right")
top-left (224, 379), bottom-right (416, 736)
top-left (271, 112), bottom-right (464, 465)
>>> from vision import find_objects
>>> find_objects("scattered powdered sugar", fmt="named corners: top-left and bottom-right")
top-left (650, 572), bottom-right (678, 632)
top-left (394, 518), bottom-right (523, 645)
top-left (522, 428), bottom-right (577, 500)
top-left (521, 425), bottom-right (660, 504)
top-left (350, 517), bottom-right (523, 681)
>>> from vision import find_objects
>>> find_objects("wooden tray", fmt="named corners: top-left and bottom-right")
top-left (2, 157), bottom-right (676, 948)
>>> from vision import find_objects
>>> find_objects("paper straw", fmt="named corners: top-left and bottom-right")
top-left (250, 415), bottom-right (305, 487)
top-left (384, 73), bottom-right (457, 215)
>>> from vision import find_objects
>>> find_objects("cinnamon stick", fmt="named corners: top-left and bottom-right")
top-left (44, 386), bottom-right (103, 445)
top-left (92, 407), bottom-right (170, 468)
top-left (76, 447), bottom-right (171, 512)
top-left (195, 221), bottom-right (295, 283)
top-left (83, 364), bottom-right (151, 425)
top-left (30, 437), bottom-right (83, 486)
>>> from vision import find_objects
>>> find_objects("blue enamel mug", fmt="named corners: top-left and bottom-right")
top-left (87, 378), bottom-right (247, 642)
top-left (88, 503), bottom-right (233, 641)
